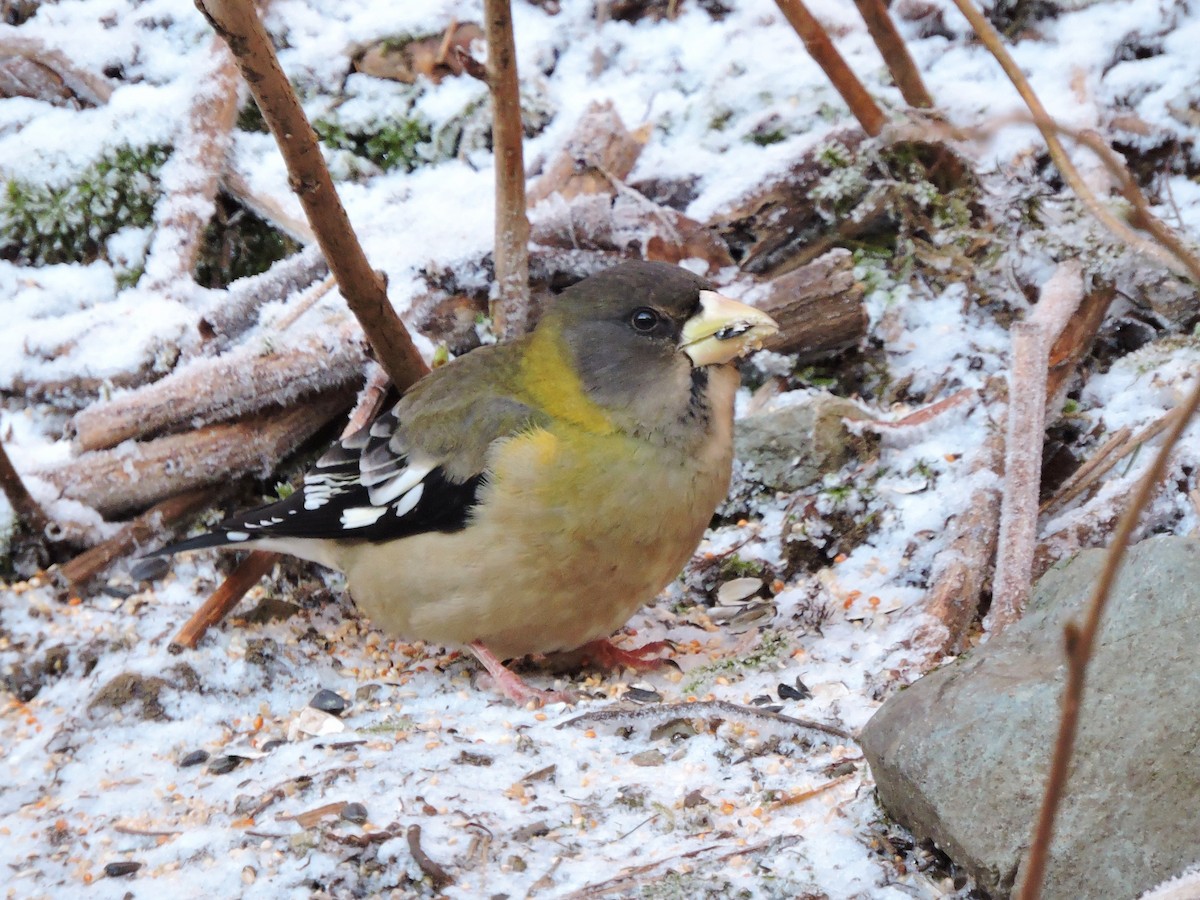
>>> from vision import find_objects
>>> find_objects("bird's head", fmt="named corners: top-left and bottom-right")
top-left (536, 261), bottom-right (779, 439)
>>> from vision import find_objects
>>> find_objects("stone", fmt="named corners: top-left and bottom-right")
top-left (733, 391), bottom-right (874, 494)
top-left (861, 536), bottom-right (1200, 899)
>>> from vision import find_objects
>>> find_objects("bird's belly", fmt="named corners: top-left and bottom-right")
top-left (337, 426), bottom-right (731, 658)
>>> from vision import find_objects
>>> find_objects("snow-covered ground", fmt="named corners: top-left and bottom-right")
top-left (2, 0), bottom-right (1198, 896)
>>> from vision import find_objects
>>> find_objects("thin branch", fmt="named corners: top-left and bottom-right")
top-left (169, 550), bottom-right (278, 651)
top-left (774, 0), bottom-right (886, 136)
top-left (0, 439), bottom-right (51, 537)
top-left (852, 0), bottom-right (933, 108)
top-left (483, 0), bottom-right (532, 339)
top-left (194, 0), bottom-right (428, 390)
top-left (947, 0), bottom-right (1192, 281)
top-left (557, 699), bottom-right (855, 741)
top-left (1020, 375), bottom-right (1200, 900)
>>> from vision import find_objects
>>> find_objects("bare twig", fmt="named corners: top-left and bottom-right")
top-left (1041, 407), bottom-right (1185, 517)
top-left (194, 0), bottom-right (428, 390)
top-left (557, 699), bottom-right (855, 741)
top-left (482, 0), bottom-right (532, 339)
top-left (769, 772), bottom-right (855, 809)
top-left (0, 439), bottom-right (51, 537)
top-left (406, 824), bottom-right (453, 890)
top-left (1020, 375), bottom-right (1200, 900)
top-left (852, 0), bottom-right (933, 108)
top-left (774, 0), bottom-right (886, 136)
top-left (57, 488), bottom-right (218, 591)
top-left (169, 549), bottom-right (278, 650)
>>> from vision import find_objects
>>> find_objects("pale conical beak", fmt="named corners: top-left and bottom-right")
top-left (680, 291), bottom-right (780, 367)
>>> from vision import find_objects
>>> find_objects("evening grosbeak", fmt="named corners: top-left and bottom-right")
top-left (167, 261), bottom-right (778, 704)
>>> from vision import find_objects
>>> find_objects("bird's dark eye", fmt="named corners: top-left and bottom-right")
top-left (630, 307), bottom-right (660, 333)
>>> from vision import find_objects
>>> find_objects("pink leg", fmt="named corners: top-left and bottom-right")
top-left (573, 637), bottom-right (677, 673)
top-left (468, 641), bottom-right (575, 707)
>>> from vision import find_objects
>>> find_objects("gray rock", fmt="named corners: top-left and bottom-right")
top-left (734, 391), bottom-right (873, 494)
top-left (861, 535), bottom-right (1200, 899)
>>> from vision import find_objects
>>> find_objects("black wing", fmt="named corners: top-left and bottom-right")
top-left (164, 407), bottom-right (484, 553)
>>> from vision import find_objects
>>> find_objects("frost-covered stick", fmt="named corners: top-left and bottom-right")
top-left (774, 0), bottom-right (885, 137)
top-left (988, 322), bottom-right (1048, 633)
top-left (140, 35), bottom-right (240, 298)
top-left (948, 0), bottom-right (1188, 281)
top-left (219, 165), bottom-right (315, 246)
top-left (990, 263), bottom-right (1082, 632)
top-left (0, 439), bottom-right (50, 538)
top-left (483, 0), bottom-right (532, 340)
top-left (39, 390), bottom-right (353, 517)
top-left (169, 550), bottom-right (277, 651)
top-left (72, 319), bottom-right (366, 451)
top-left (57, 488), bottom-right (217, 591)
top-left (916, 377), bottom-right (1005, 656)
top-left (0, 29), bottom-right (114, 106)
top-left (1044, 283), bottom-right (1114, 411)
top-left (194, 0), bottom-right (429, 391)
top-left (194, 244), bottom-right (327, 350)
top-left (1020, 376), bottom-right (1200, 900)
top-left (851, 0), bottom-right (933, 108)
top-left (1063, 126), bottom-right (1200, 284)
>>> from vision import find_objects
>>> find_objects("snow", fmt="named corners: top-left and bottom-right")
top-left (2, 0), bottom-right (1199, 896)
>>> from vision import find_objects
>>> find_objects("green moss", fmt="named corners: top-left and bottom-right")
top-left (193, 199), bottom-right (300, 288)
top-left (314, 115), bottom-right (434, 173)
top-left (718, 555), bottom-right (764, 579)
top-left (0, 144), bottom-right (170, 266)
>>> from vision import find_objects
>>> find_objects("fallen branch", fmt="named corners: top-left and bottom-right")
top-left (169, 550), bottom-right (278, 651)
top-left (72, 319), bottom-right (366, 451)
top-left (40, 389), bottom-right (354, 517)
top-left (0, 27), bottom-right (113, 106)
top-left (852, 0), bottom-right (933, 108)
top-left (988, 263), bottom-right (1083, 634)
top-left (750, 249), bottom-right (868, 359)
top-left (194, 0), bottom-right (428, 390)
top-left (914, 377), bottom-right (1005, 657)
top-left (774, 0), bottom-right (886, 136)
top-left (219, 164), bottom-right (316, 246)
top-left (194, 244), bottom-right (327, 350)
top-left (1020, 375), bottom-right (1200, 900)
top-left (483, 0), bottom-right (532, 339)
top-left (56, 488), bottom-right (219, 591)
top-left (140, 34), bottom-right (240, 299)
top-left (527, 101), bottom-right (647, 205)
top-left (0, 439), bottom-right (51, 537)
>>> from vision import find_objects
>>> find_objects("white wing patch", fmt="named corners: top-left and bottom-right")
top-left (226, 531), bottom-right (251, 542)
top-left (303, 471), bottom-right (359, 510)
top-left (339, 506), bottom-right (388, 529)
top-left (367, 462), bottom-right (433, 506)
top-left (393, 481), bottom-right (424, 517)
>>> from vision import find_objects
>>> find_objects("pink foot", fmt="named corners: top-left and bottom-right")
top-left (469, 641), bottom-right (575, 707)
top-left (573, 637), bottom-right (677, 673)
